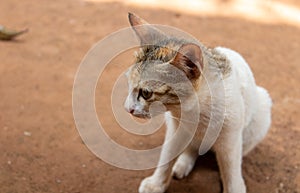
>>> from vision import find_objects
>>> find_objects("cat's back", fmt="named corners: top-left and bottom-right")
top-left (214, 47), bottom-right (258, 125)
top-left (214, 47), bottom-right (257, 92)
top-left (215, 47), bottom-right (255, 85)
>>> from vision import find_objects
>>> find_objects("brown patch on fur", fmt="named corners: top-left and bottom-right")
top-left (205, 48), bottom-right (232, 78)
top-left (135, 45), bottom-right (176, 65)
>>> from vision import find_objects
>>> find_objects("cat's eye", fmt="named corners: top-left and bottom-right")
top-left (139, 89), bottom-right (153, 100)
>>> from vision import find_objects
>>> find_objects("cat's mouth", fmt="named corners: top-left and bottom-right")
top-left (131, 113), bottom-right (151, 119)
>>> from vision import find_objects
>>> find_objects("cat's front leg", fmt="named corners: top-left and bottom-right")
top-left (139, 161), bottom-right (175, 193)
top-left (172, 145), bottom-right (198, 179)
top-left (139, 112), bottom-right (179, 193)
top-left (215, 132), bottom-right (246, 193)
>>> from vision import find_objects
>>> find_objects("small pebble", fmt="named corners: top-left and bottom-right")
top-left (82, 164), bottom-right (86, 168)
top-left (24, 131), bottom-right (31, 137)
top-left (7, 160), bottom-right (11, 165)
top-left (279, 182), bottom-right (284, 188)
top-left (56, 179), bottom-right (61, 184)
top-left (266, 176), bottom-right (269, 180)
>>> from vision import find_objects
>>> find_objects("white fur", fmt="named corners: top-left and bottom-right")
top-left (137, 47), bottom-right (272, 193)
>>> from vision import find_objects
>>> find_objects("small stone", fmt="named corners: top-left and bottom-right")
top-left (7, 160), bottom-right (11, 165)
top-left (24, 131), bottom-right (31, 137)
top-left (279, 182), bottom-right (284, 188)
top-left (56, 179), bottom-right (61, 184)
top-left (266, 176), bottom-right (269, 180)
top-left (3, 126), bottom-right (8, 130)
top-left (82, 164), bottom-right (86, 168)
top-left (138, 141), bottom-right (143, 146)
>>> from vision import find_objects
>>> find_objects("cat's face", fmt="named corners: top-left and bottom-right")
top-left (124, 13), bottom-right (203, 118)
top-left (124, 60), bottom-right (180, 118)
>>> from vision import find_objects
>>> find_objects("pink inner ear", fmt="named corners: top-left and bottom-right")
top-left (172, 43), bottom-right (203, 80)
top-left (180, 43), bottom-right (203, 69)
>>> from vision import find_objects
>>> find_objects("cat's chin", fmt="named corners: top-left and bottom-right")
top-left (132, 113), bottom-right (151, 119)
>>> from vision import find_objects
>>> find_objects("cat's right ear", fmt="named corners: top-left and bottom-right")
top-left (171, 43), bottom-right (203, 80)
top-left (128, 12), bottom-right (167, 45)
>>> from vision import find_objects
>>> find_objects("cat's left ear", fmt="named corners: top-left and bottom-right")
top-left (128, 12), bottom-right (167, 45)
top-left (171, 43), bottom-right (203, 80)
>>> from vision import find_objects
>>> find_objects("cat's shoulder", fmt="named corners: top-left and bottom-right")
top-left (213, 47), bottom-right (256, 93)
top-left (213, 47), bottom-right (249, 70)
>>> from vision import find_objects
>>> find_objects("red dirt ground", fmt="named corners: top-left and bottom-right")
top-left (0, 0), bottom-right (299, 193)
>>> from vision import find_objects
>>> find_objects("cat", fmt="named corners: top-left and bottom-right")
top-left (124, 13), bottom-right (272, 193)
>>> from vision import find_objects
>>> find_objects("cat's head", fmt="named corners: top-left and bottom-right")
top-left (124, 13), bottom-right (204, 118)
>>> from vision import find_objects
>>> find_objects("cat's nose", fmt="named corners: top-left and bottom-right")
top-left (125, 107), bottom-right (135, 114)
top-left (129, 108), bottom-right (135, 114)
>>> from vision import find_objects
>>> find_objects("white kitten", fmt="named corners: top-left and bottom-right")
top-left (125, 13), bottom-right (272, 193)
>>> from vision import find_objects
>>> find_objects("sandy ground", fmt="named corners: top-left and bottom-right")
top-left (0, 0), bottom-right (299, 193)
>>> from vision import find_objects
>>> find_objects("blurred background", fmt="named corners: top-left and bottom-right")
top-left (0, 0), bottom-right (299, 193)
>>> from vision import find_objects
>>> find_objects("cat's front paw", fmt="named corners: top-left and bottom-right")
top-left (138, 176), bottom-right (168, 193)
top-left (172, 154), bottom-right (196, 179)
top-left (172, 160), bottom-right (194, 179)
